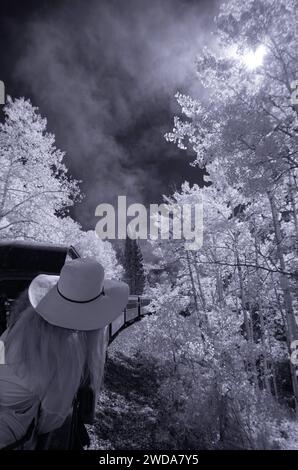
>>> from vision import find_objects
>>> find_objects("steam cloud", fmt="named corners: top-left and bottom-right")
top-left (15, 0), bottom-right (216, 228)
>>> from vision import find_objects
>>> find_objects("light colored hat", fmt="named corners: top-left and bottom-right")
top-left (28, 257), bottom-right (129, 331)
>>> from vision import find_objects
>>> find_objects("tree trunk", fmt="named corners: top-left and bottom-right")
top-left (268, 191), bottom-right (298, 412)
top-left (288, 172), bottom-right (298, 254)
top-left (186, 251), bottom-right (206, 345)
top-left (192, 253), bottom-right (210, 331)
top-left (186, 251), bottom-right (199, 317)
top-left (235, 251), bottom-right (258, 386)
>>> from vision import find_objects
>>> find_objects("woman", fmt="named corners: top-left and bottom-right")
top-left (0, 257), bottom-right (129, 449)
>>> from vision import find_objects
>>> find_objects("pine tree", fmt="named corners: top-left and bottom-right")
top-left (122, 238), bottom-right (146, 295)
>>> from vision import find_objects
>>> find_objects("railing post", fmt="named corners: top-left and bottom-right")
top-left (124, 307), bottom-right (127, 323)
top-left (138, 296), bottom-right (141, 317)
top-left (68, 245), bottom-right (81, 259)
top-left (109, 322), bottom-right (112, 341)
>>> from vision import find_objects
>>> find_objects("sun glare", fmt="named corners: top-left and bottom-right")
top-left (227, 44), bottom-right (266, 70)
top-left (242, 45), bottom-right (266, 70)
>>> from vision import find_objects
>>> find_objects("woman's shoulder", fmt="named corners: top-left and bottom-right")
top-left (0, 365), bottom-right (40, 449)
top-left (0, 364), bottom-right (38, 407)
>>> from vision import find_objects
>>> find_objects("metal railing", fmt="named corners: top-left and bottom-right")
top-left (107, 295), bottom-right (151, 344)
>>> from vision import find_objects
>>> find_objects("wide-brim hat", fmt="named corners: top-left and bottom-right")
top-left (28, 257), bottom-right (129, 331)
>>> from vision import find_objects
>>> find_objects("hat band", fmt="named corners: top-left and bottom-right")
top-left (56, 285), bottom-right (105, 303)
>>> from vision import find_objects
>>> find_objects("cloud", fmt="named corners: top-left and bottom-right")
top-left (15, 0), bottom-right (216, 228)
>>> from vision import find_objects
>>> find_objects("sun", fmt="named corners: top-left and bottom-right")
top-left (242, 45), bottom-right (267, 70)
top-left (227, 44), bottom-right (267, 70)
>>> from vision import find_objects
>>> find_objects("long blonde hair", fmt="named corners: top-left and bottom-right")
top-left (5, 290), bottom-right (106, 411)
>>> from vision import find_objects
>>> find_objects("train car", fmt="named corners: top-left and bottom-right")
top-left (0, 241), bottom-right (79, 334)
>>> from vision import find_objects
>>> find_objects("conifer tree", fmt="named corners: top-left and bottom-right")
top-left (122, 237), bottom-right (146, 295)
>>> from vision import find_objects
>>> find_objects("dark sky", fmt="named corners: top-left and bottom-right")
top-left (0, 0), bottom-right (217, 230)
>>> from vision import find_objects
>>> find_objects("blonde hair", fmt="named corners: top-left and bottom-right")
top-left (5, 291), bottom-right (107, 416)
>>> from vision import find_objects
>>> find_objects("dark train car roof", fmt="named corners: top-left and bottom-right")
top-left (0, 241), bottom-right (80, 300)
top-left (0, 241), bottom-right (80, 281)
